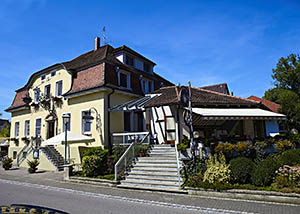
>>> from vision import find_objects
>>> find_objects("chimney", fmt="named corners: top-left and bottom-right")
top-left (94, 37), bottom-right (100, 51)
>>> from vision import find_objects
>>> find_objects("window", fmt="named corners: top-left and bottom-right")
top-left (44, 84), bottom-right (51, 99)
top-left (13, 151), bottom-right (17, 159)
top-left (124, 112), bottom-right (131, 132)
top-left (126, 55), bottom-right (134, 66)
top-left (56, 80), bottom-right (63, 96)
top-left (15, 122), bottom-right (20, 138)
top-left (82, 111), bottom-right (92, 134)
top-left (24, 120), bottom-right (30, 137)
top-left (51, 70), bottom-right (56, 77)
top-left (144, 63), bottom-right (151, 73)
top-left (35, 118), bottom-right (41, 137)
top-left (141, 79), bottom-right (154, 94)
top-left (118, 71), bottom-right (131, 89)
top-left (41, 74), bottom-right (46, 81)
top-left (34, 88), bottom-right (40, 103)
top-left (63, 113), bottom-right (71, 132)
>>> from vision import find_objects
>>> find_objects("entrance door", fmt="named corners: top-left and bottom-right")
top-left (47, 120), bottom-right (55, 139)
top-left (164, 116), bottom-right (176, 144)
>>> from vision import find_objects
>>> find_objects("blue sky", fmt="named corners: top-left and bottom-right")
top-left (1, 0), bottom-right (300, 119)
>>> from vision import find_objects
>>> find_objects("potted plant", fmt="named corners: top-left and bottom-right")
top-left (27, 159), bottom-right (40, 173)
top-left (2, 157), bottom-right (13, 170)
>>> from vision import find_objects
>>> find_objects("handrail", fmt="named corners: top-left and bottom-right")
top-left (44, 146), bottom-right (60, 162)
top-left (114, 132), bottom-right (151, 181)
top-left (112, 132), bottom-right (149, 136)
top-left (112, 131), bottom-right (150, 146)
top-left (175, 143), bottom-right (182, 189)
top-left (16, 140), bottom-right (32, 166)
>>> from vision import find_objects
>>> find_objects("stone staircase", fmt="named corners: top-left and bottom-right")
top-left (40, 145), bottom-right (64, 171)
top-left (118, 144), bottom-right (183, 192)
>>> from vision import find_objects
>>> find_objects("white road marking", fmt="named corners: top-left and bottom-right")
top-left (0, 178), bottom-right (256, 214)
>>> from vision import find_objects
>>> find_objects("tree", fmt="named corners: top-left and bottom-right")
top-left (0, 125), bottom-right (10, 137)
top-left (264, 54), bottom-right (300, 131)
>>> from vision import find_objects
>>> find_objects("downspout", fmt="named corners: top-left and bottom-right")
top-left (107, 88), bottom-right (115, 154)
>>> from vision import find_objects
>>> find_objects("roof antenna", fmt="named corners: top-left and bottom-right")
top-left (101, 26), bottom-right (111, 45)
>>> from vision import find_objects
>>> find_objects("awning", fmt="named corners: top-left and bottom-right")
top-left (110, 94), bottom-right (159, 112)
top-left (190, 108), bottom-right (286, 120)
top-left (0, 140), bottom-right (9, 147)
top-left (41, 131), bottom-right (95, 146)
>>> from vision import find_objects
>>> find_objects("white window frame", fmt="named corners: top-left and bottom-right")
top-left (141, 78), bottom-right (154, 94)
top-left (24, 120), bottom-right (30, 137)
top-left (51, 70), bottom-right (56, 77)
top-left (14, 121), bottom-right (20, 138)
top-left (34, 88), bottom-right (40, 103)
top-left (41, 74), bottom-right (46, 81)
top-left (35, 118), bottom-right (42, 137)
top-left (56, 80), bottom-right (63, 97)
top-left (44, 84), bottom-right (51, 99)
top-left (81, 110), bottom-right (92, 135)
top-left (62, 113), bottom-right (71, 132)
top-left (117, 70), bottom-right (131, 89)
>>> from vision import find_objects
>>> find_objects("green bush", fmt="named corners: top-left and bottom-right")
top-left (27, 159), bottom-right (39, 173)
top-left (275, 140), bottom-right (295, 153)
top-left (203, 153), bottom-right (231, 184)
top-left (229, 157), bottom-right (255, 184)
top-left (2, 157), bottom-right (13, 170)
top-left (184, 172), bottom-right (203, 188)
top-left (277, 149), bottom-right (300, 167)
top-left (251, 156), bottom-right (280, 187)
top-left (97, 174), bottom-right (115, 180)
top-left (177, 136), bottom-right (190, 152)
top-left (82, 155), bottom-right (105, 177)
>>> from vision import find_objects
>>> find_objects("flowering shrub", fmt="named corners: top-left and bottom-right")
top-left (203, 153), bottom-right (231, 184)
top-left (254, 141), bottom-right (269, 159)
top-left (274, 165), bottom-right (300, 188)
top-left (275, 140), bottom-right (295, 152)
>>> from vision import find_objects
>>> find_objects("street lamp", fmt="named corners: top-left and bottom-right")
top-left (62, 113), bottom-right (70, 164)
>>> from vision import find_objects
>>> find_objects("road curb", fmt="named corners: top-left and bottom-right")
top-left (67, 176), bottom-right (120, 187)
top-left (187, 188), bottom-right (300, 205)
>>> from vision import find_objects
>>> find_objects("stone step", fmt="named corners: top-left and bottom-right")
top-left (130, 168), bottom-right (178, 174)
top-left (122, 179), bottom-right (179, 186)
top-left (128, 171), bottom-right (179, 178)
top-left (149, 154), bottom-right (176, 157)
top-left (126, 175), bottom-right (181, 182)
top-left (120, 181), bottom-right (180, 190)
top-left (117, 184), bottom-right (186, 193)
top-left (150, 151), bottom-right (176, 154)
top-left (138, 156), bottom-right (176, 160)
top-left (136, 159), bottom-right (177, 164)
top-left (134, 164), bottom-right (178, 168)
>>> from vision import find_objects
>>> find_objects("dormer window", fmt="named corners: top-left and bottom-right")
top-left (144, 63), bottom-right (152, 73)
top-left (117, 69), bottom-right (131, 89)
top-left (126, 55), bottom-right (134, 66)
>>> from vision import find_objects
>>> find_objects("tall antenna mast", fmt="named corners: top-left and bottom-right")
top-left (101, 26), bottom-right (108, 45)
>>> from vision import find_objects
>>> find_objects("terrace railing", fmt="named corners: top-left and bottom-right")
top-left (112, 132), bottom-right (150, 145)
top-left (114, 132), bottom-right (151, 181)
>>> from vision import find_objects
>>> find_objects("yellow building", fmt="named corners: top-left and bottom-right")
top-left (5, 37), bottom-right (173, 171)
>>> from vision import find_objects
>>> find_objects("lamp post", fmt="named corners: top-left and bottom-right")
top-left (62, 113), bottom-right (70, 164)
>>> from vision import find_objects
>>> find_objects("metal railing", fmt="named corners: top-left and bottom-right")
top-left (174, 143), bottom-right (182, 189)
top-left (112, 132), bottom-right (150, 145)
top-left (41, 146), bottom-right (61, 164)
top-left (16, 140), bottom-right (33, 166)
top-left (114, 132), bottom-right (151, 181)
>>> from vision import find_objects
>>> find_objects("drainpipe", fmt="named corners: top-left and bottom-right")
top-left (107, 88), bottom-right (115, 154)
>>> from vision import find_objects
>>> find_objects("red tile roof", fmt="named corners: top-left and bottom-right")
top-left (5, 90), bottom-right (28, 111)
top-left (247, 96), bottom-right (280, 113)
top-left (200, 83), bottom-right (230, 95)
top-left (145, 86), bottom-right (258, 107)
top-left (6, 44), bottom-right (173, 111)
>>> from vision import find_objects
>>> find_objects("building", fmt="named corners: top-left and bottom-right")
top-left (111, 86), bottom-right (286, 145)
top-left (5, 37), bottom-right (172, 170)
top-left (248, 95), bottom-right (283, 136)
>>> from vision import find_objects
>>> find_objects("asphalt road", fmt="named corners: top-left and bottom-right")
top-left (0, 179), bottom-right (243, 214)
top-left (0, 179), bottom-right (299, 214)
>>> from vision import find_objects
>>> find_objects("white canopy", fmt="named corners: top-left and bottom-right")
top-left (191, 108), bottom-right (286, 120)
top-left (41, 131), bottom-right (95, 146)
top-left (0, 140), bottom-right (9, 147)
